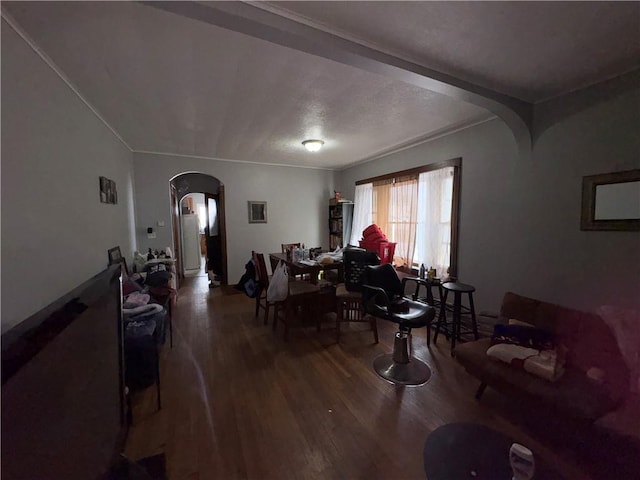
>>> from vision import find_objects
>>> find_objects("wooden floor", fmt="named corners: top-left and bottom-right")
top-left (124, 276), bottom-right (625, 480)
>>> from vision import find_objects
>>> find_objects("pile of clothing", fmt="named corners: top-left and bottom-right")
top-left (486, 321), bottom-right (567, 382)
top-left (122, 273), bottom-right (173, 391)
top-left (122, 272), bottom-right (172, 344)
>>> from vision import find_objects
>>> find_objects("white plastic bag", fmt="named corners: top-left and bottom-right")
top-left (267, 261), bottom-right (289, 302)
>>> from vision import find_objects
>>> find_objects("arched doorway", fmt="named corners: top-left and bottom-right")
top-left (170, 173), bottom-right (227, 287)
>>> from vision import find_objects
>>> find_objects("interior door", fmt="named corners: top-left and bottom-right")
top-left (217, 185), bottom-right (228, 284)
top-left (205, 193), bottom-right (224, 284)
top-left (170, 184), bottom-right (182, 288)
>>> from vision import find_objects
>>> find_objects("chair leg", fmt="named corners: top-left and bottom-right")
top-left (264, 302), bottom-right (270, 325)
top-left (255, 295), bottom-right (260, 318)
top-left (475, 381), bottom-right (487, 400)
top-left (283, 307), bottom-right (290, 342)
top-left (336, 300), bottom-right (343, 343)
top-left (282, 302), bottom-right (293, 341)
top-left (272, 304), bottom-right (278, 331)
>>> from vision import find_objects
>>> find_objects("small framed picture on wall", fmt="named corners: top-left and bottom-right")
top-left (248, 201), bottom-right (267, 223)
top-left (99, 176), bottom-right (117, 204)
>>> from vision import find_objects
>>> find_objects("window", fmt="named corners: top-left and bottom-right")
top-left (351, 158), bottom-right (460, 277)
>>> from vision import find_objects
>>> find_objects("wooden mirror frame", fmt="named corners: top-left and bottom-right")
top-left (580, 169), bottom-right (640, 231)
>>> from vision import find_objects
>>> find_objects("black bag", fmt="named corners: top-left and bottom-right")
top-left (236, 259), bottom-right (260, 298)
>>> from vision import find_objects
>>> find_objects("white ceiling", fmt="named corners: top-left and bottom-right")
top-left (3, 1), bottom-right (639, 170)
top-left (267, 1), bottom-right (640, 103)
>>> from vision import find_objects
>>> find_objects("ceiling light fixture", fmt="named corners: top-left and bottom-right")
top-left (302, 139), bottom-right (324, 152)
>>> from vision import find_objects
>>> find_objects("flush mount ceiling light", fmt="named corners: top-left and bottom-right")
top-left (302, 139), bottom-right (324, 152)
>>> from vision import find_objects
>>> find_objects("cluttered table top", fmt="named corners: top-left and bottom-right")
top-left (269, 249), bottom-right (344, 284)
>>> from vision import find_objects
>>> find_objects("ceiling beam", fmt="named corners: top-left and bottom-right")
top-left (143, 1), bottom-right (533, 154)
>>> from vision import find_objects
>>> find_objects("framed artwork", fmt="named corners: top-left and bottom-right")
top-left (248, 201), bottom-right (267, 223)
top-left (99, 176), bottom-right (118, 204)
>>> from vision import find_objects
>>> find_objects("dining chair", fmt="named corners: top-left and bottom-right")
top-left (335, 248), bottom-right (380, 343)
top-left (269, 261), bottom-right (322, 341)
top-left (253, 251), bottom-right (279, 325)
top-left (273, 279), bottom-right (322, 341)
top-left (268, 253), bottom-right (280, 275)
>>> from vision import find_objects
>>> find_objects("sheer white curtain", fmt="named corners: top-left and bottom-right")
top-left (414, 167), bottom-right (454, 277)
top-left (349, 183), bottom-right (373, 245)
top-left (373, 176), bottom-right (418, 268)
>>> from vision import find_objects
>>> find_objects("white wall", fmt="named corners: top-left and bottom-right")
top-left (1, 21), bottom-right (136, 332)
top-left (133, 152), bottom-right (336, 283)
top-left (338, 89), bottom-right (640, 314)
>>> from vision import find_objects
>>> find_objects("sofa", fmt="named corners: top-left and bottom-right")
top-left (454, 292), bottom-right (631, 422)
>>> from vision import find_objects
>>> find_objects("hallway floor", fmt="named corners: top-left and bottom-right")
top-left (123, 275), bottom-right (630, 480)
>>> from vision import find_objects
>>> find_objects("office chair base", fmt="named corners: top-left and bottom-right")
top-left (373, 354), bottom-right (431, 386)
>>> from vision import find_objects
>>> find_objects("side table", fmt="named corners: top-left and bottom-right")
top-left (406, 276), bottom-right (442, 307)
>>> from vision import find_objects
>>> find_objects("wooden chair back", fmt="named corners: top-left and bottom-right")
top-left (269, 254), bottom-right (280, 274)
top-left (281, 243), bottom-right (301, 253)
top-left (252, 251), bottom-right (269, 288)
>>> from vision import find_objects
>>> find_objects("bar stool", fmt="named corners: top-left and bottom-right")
top-left (434, 282), bottom-right (478, 354)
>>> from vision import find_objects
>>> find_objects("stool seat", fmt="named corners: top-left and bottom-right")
top-left (442, 282), bottom-right (475, 293)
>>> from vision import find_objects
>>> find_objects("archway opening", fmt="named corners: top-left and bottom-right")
top-left (170, 172), bottom-right (227, 287)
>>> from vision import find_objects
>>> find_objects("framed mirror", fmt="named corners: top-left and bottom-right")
top-left (580, 169), bottom-right (640, 231)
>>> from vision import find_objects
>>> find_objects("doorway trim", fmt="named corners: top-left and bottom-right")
top-left (169, 173), bottom-right (228, 286)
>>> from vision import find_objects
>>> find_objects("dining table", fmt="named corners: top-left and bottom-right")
top-left (269, 252), bottom-right (343, 284)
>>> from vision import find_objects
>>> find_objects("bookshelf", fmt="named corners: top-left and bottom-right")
top-left (328, 201), bottom-right (353, 250)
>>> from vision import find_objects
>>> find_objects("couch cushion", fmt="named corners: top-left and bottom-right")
top-left (456, 339), bottom-right (619, 420)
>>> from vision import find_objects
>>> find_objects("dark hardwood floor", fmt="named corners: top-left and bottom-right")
top-left (124, 275), bottom-right (626, 480)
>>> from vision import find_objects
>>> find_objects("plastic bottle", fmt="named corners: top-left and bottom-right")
top-left (419, 264), bottom-right (426, 279)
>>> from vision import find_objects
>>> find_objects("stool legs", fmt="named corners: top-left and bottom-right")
top-left (468, 293), bottom-right (478, 340)
top-left (434, 289), bottom-right (477, 354)
top-left (451, 291), bottom-right (461, 353)
top-left (434, 289), bottom-right (450, 344)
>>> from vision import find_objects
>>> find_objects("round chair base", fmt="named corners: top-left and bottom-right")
top-left (373, 354), bottom-right (432, 386)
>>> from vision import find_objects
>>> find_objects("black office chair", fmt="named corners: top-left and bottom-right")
top-left (362, 264), bottom-right (436, 386)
